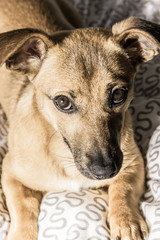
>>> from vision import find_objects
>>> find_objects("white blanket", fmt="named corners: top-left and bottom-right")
top-left (142, 126), bottom-right (160, 240)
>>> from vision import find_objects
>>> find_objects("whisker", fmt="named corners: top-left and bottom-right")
top-left (51, 154), bottom-right (74, 160)
top-left (63, 161), bottom-right (75, 167)
top-left (47, 131), bottom-right (57, 146)
top-left (75, 172), bottom-right (82, 178)
top-left (64, 164), bottom-right (76, 170)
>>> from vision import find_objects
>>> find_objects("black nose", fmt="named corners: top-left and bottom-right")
top-left (89, 161), bottom-right (117, 179)
top-left (87, 150), bottom-right (123, 180)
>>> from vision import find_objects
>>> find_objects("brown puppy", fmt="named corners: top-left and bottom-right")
top-left (0, 0), bottom-right (160, 239)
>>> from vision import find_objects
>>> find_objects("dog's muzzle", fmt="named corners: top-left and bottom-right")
top-left (86, 148), bottom-right (123, 180)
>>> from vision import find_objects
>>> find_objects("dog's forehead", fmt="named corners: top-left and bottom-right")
top-left (41, 28), bottom-right (134, 96)
top-left (58, 28), bottom-right (126, 78)
top-left (62, 29), bottom-right (131, 74)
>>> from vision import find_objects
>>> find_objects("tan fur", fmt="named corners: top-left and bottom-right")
top-left (0, 1), bottom-right (160, 240)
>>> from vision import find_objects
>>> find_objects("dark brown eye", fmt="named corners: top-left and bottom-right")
top-left (111, 88), bottom-right (128, 106)
top-left (54, 95), bottom-right (76, 113)
top-left (56, 95), bottom-right (70, 109)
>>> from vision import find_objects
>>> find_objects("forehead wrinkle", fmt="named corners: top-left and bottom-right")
top-left (60, 31), bottom-right (113, 84)
top-left (104, 52), bottom-right (135, 84)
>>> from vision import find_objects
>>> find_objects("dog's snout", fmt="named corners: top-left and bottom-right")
top-left (87, 150), bottom-right (123, 180)
top-left (89, 162), bottom-right (117, 179)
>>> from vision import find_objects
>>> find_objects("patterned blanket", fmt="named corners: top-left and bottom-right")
top-left (0, 0), bottom-right (160, 239)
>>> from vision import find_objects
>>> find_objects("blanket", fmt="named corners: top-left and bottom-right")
top-left (0, 0), bottom-right (160, 239)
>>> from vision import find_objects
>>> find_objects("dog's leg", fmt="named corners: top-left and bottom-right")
top-left (108, 143), bottom-right (148, 240)
top-left (2, 154), bottom-right (42, 240)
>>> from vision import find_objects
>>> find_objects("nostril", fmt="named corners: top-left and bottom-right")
top-left (87, 152), bottom-right (122, 180)
top-left (89, 161), bottom-right (119, 179)
top-left (89, 164), bottom-right (116, 179)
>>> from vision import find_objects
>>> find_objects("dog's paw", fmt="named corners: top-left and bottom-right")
top-left (109, 211), bottom-right (148, 240)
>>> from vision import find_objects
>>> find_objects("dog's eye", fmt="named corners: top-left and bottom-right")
top-left (111, 88), bottom-right (128, 106)
top-left (53, 95), bottom-right (76, 113)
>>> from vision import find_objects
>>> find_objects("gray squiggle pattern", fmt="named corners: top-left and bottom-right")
top-left (0, 0), bottom-right (160, 239)
top-left (0, 108), bottom-right (9, 240)
top-left (38, 190), bottom-right (109, 240)
top-left (141, 126), bottom-right (160, 240)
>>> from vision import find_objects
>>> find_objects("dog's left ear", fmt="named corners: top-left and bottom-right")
top-left (112, 17), bottom-right (160, 66)
top-left (0, 29), bottom-right (54, 79)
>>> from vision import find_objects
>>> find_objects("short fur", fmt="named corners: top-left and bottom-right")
top-left (0, 0), bottom-right (160, 239)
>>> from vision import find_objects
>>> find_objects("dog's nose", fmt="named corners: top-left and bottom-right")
top-left (87, 150), bottom-right (123, 180)
top-left (89, 161), bottom-right (118, 179)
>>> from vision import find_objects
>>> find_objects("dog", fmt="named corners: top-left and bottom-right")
top-left (0, 0), bottom-right (160, 239)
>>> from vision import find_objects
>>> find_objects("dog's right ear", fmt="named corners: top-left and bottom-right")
top-left (112, 17), bottom-right (160, 66)
top-left (0, 29), bottom-right (53, 79)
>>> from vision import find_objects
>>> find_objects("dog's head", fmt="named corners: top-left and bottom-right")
top-left (0, 17), bottom-right (159, 180)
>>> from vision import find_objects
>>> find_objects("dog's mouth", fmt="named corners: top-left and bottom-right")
top-left (73, 147), bottom-right (123, 180)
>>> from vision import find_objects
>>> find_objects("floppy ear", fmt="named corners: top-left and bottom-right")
top-left (112, 17), bottom-right (160, 66)
top-left (0, 28), bottom-right (53, 78)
